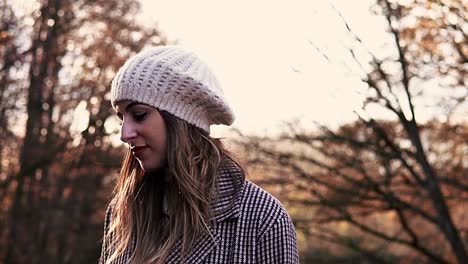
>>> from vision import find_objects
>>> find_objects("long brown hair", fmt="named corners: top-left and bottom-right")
top-left (105, 110), bottom-right (238, 264)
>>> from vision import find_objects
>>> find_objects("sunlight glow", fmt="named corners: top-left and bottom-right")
top-left (70, 101), bottom-right (89, 135)
top-left (138, 0), bottom-right (388, 135)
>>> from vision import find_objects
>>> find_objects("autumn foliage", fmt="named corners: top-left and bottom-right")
top-left (0, 0), bottom-right (166, 263)
top-left (237, 0), bottom-right (467, 263)
top-left (0, 0), bottom-right (466, 263)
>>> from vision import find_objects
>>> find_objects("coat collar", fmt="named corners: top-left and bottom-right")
top-left (165, 157), bottom-right (245, 263)
top-left (211, 157), bottom-right (245, 222)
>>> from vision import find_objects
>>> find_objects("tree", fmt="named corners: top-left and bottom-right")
top-left (0, 0), bottom-right (22, 192)
top-left (0, 0), bottom-right (167, 263)
top-left (237, 0), bottom-right (467, 263)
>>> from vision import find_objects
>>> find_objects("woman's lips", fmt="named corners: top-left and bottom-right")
top-left (132, 146), bottom-right (148, 158)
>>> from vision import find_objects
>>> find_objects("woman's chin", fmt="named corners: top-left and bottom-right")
top-left (139, 161), bottom-right (164, 173)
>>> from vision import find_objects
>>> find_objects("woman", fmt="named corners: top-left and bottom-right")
top-left (99, 46), bottom-right (299, 264)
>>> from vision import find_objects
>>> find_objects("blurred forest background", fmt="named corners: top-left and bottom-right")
top-left (0, 0), bottom-right (466, 263)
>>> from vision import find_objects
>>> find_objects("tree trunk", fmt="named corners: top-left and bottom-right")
top-left (407, 120), bottom-right (468, 264)
top-left (6, 0), bottom-right (65, 262)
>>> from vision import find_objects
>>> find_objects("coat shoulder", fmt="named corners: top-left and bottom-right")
top-left (240, 181), bottom-right (291, 237)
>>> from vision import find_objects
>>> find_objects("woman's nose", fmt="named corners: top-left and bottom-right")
top-left (120, 121), bottom-right (137, 143)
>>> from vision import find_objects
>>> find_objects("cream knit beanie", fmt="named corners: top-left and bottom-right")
top-left (110, 45), bottom-right (235, 133)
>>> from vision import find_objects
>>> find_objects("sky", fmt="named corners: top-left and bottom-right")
top-left (12, 0), bottom-right (394, 137)
top-left (136, 0), bottom-right (390, 136)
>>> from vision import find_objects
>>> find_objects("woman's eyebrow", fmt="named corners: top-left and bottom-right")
top-left (125, 102), bottom-right (142, 112)
top-left (114, 102), bottom-right (146, 116)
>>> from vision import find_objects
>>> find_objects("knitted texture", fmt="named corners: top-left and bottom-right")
top-left (111, 46), bottom-right (235, 133)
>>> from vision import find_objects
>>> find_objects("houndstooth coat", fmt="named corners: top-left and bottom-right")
top-left (99, 159), bottom-right (299, 264)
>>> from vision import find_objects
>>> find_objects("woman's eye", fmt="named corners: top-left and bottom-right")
top-left (116, 114), bottom-right (123, 125)
top-left (133, 112), bottom-right (147, 122)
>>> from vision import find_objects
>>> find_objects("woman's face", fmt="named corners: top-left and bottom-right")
top-left (115, 100), bottom-right (168, 172)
